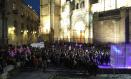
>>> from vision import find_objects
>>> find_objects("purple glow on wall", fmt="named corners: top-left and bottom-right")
top-left (111, 44), bottom-right (131, 69)
top-left (112, 45), bottom-right (121, 54)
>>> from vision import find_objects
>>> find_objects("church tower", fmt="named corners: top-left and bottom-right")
top-left (40, 0), bottom-right (61, 42)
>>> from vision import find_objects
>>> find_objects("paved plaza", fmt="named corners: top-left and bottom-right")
top-left (8, 68), bottom-right (131, 79)
top-left (9, 72), bottom-right (131, 79)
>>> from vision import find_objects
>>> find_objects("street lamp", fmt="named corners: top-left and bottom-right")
top-left (8, 26), bottom-right (15, 44)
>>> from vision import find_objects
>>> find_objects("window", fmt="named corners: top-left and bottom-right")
top-left (80, 1), bottom-right (85, 8)
top-left (70, 0), bottom-right (75, 10)
top-left (76, 3), bottom-right (79, 9)
top-left (21, 23), bottom-right (24, 30)
top-left (14, 20), bottom-right (17, 27)
top-left (66, 0), bottom-right (70, 2)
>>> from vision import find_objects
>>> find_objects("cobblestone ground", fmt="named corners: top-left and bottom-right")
top-left (9, 71), bottom-right (55, 79)
top-left (9, 68), bottom-right (131, 79)
top-left (53, 74), bottom-right (131, 79)
top-left (9, 72), bottom-right (131, 79)
top-left (97, 74), bottom-right (131, 79)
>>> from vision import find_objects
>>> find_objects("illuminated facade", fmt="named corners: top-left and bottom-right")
top-left (0, 0), bottom-right (39, 45)
top-left (60, 0), bottom-right (91, 43)
top-left (93, 0), bottom-right (131, 44)
top-left (40, 0), bottom-right (131, 44)
top-left (92, 0), bottom-right (131, 13)
top-left (40, 0), bottom-right (92, 43)
top-left (40, 0), bottom-right (61, 42)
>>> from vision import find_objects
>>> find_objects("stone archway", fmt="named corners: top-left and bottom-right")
top-left (73, 20), bottom-right (86, 43)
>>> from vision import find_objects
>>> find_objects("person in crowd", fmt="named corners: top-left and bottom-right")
top-left (42, 49), bottom-right (48, 72)
top-left (0, 51), bottom-right (4, 74)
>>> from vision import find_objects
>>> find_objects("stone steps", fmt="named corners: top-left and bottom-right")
top-left (0, 65), bottom-right (15, 79)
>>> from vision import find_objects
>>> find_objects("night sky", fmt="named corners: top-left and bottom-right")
top-left (24, 0), bottom-right (40, 15)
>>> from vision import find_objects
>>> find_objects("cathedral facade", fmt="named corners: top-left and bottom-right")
top-left (40, 0), bottom-right (131, 44)
top-left (40, 0), bottom-right (92, 43)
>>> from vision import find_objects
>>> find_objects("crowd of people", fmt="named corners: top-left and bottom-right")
top-left (0, 42), bottom-right (110, 76)
top-left (0, 45), bottom-right (32, 74)
top-left (43, 42), bottom-right (110, 75)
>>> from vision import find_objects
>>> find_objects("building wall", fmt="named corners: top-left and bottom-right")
top-left (40, 0), bottom-right (51, 41)
top-left (40, 0), bottom-right (61, 42)
top-left (129, 8), bottom-right (131, 42)
top-left (1, 0), bottom-right (39, 45)
top-left (40, 0), bottom-right (131, 44)
top-left (93, 9), bottom-right (126, 44)
top-left (60, 0), bottom-right (92, 43)
top-left (40, 0), bottom-right (92, 43)
top-left (53, 1), bottom-right (61, 41)
top-left (92, 0), bottom-right (131, 13)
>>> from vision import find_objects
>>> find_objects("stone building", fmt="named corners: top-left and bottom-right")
top-left (40, 0), bottom-right (92, 43)
top-left (40, 0), bottom-right (131, 44)
top-left (0, 0), bottom-right (39, 45)
top-left (92, 0), bottom-right (131, 44)
top-left (40, 0), bottom-right (61, 42)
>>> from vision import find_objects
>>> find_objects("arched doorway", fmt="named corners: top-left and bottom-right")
top-left (73, 20), bottom-right (85, 43)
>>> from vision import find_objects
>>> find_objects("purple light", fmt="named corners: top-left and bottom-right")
top-left (112, 45), bottom-right (121, 54)
top-left (110, 44), bottom-right (131, 69)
